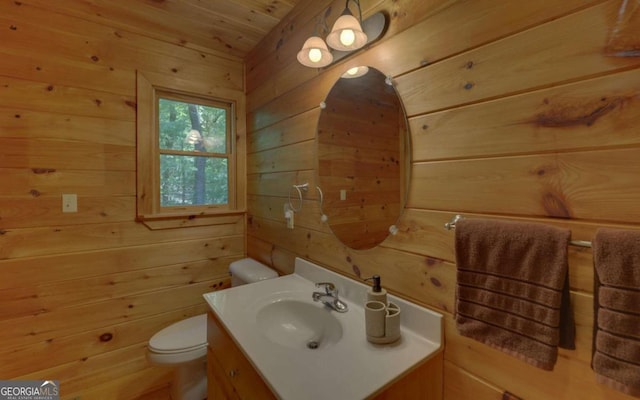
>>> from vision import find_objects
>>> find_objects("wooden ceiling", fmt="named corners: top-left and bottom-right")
top-left (36, 0), bottom-right (303, 59)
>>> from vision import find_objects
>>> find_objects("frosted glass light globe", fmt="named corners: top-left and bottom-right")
top-left (296, 36), bottom-right (333, 68)
top-left (326, 12), bottom-right (367, 51)
top-left (340, 29), bottom-right (355, 46)
top-left (308, 48), bottom-right (322, 63)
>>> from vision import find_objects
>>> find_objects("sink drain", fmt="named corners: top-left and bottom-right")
top-left (306, 340), bottom-right (319, 349)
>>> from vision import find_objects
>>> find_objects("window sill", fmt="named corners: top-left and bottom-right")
top-left (137, 210), bottom-right (246, 230)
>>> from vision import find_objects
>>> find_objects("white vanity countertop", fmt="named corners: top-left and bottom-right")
top-left (203, 257), bottom-right (442, 400)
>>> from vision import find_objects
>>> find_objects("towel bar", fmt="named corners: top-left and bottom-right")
top-left (444, 214), bottom-right (592, 248)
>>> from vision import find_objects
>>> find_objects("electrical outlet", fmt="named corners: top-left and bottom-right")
top-left (62, 194), bottom-right (77, 213)
top-left (287, 211), bottom-right (294, 229)
top-left (284, 203), bottom-right (294, 229)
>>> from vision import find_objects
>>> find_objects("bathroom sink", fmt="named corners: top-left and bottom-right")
top-left (256, 299), bottom-right (343, 350)
top-left (204, 257), bottom-right (443, 400)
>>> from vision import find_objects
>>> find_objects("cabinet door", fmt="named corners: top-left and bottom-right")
top-left (207, 347), bottom-right (240, 400)
top-left (207, 312), bottom-right (276, 400)
top-left (371, 351), bottom-right (443, 400)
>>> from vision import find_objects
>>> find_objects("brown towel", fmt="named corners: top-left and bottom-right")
top-left (592, 228), bottom-right (640, 397)
top-left (454, 218), bottom-right (575, 371)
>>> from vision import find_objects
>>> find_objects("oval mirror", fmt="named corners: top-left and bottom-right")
top-left (317, 66), bottom-right (410, 250)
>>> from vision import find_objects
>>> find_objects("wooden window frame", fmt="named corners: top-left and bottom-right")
top-left (136, 71), bottom-right (246, 229)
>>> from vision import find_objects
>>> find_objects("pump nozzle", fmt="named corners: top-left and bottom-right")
top-left (365, 275), bottom-right (382, 293)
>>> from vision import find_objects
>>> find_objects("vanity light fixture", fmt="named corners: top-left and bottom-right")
top-left (326, 0), bottom-right (367, 51)
top-left (297, 3), bottom-right (387, 69)
top-left (297, 36), bottom-right (333, 68)
top-left (297, 10), bottom-right (334, 68)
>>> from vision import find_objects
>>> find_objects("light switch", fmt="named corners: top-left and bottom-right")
top-left (340, 189), bottom-right (347, 201)
top-left (62, 194), bottom-right (77, 213)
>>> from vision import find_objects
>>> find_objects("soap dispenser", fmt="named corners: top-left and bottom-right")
top-left (366, 275), bottom-right (388, 305)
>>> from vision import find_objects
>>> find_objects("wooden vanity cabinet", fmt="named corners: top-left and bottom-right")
top-left (206, 311), bottom-right (443, 399)
top-left (207, 311), bottom-right (276, 399)
top-left (371, 351), bottom-right (443, 399)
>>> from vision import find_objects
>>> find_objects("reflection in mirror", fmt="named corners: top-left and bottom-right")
top-left (317, 67), bottom-right (409, 250)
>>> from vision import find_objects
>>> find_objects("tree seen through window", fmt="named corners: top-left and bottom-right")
top-left (158, 97), bottom-right (230, 207)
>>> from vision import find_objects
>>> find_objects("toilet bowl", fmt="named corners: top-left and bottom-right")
top-left (147, 314), bottom-right (208, 400)
top-left (147, 258), bottom-right (278, 400)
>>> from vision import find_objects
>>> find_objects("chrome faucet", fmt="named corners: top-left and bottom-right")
top-left (312, 282), bottom-right (348, 313)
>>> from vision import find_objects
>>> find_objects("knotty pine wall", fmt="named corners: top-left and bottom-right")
top-left (0, 2), bottom-right (245, 399)
top-left (246, 0), bottom-right (640, 399)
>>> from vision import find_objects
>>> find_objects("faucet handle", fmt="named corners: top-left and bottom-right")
top-left (315, 282), bottom-right (336, 294)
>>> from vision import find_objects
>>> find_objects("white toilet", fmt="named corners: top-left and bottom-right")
top-left (147, 258), bottom-right (278, 400)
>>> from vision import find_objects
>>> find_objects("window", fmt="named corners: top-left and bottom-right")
top-left (136, 72), bottom-right (245, 226)
top-left (157, 93), bottom-right (232, 208)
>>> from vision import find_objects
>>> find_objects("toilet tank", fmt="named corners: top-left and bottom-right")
top-left (229, 258), bottom-right (278, 287)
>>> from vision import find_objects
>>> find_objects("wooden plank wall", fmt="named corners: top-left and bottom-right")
top-left (0, 2), bottom-right (245, 399)
top-left (246, 0), bottom-right (640, 399)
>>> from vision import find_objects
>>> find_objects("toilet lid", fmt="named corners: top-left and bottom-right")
top-left (149, 314), bottom-right (207, 353)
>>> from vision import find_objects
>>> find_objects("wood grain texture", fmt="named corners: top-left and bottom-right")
top-left (410, 68), bottom-right (640, 161)
top-left (2, 305), bottom-right (207, 378)
top-left (1, 3), bottom-right (245, 92)
top-left (444, 360), bottom-right (504, 400)
top-left (0, 1), bottom-right (247, 398)
top-left (372, 351), bottom-right (444, 399)
top-left (409, 148), bottom-right (640, 221)
top-left (3, 0), bottom-right (639, 398)
top-left (246, 0), bottom-right (640, 399)
top-left (248, 108), bottom-right (320, 153)
top-left (245, 0), bottom-right (456, 108)
top-left (396, 0), bottom-right (639, 116)
top-left (0, 107), bottom-right (134, 145)
top-left (207, 311), bottom-right (276, 399)
top-left (0, 76), bottom-right (136, 121)
top-left (15, 0), bottom-right (301, 60)
top-left (246, 0), bottom-right (608, 113)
